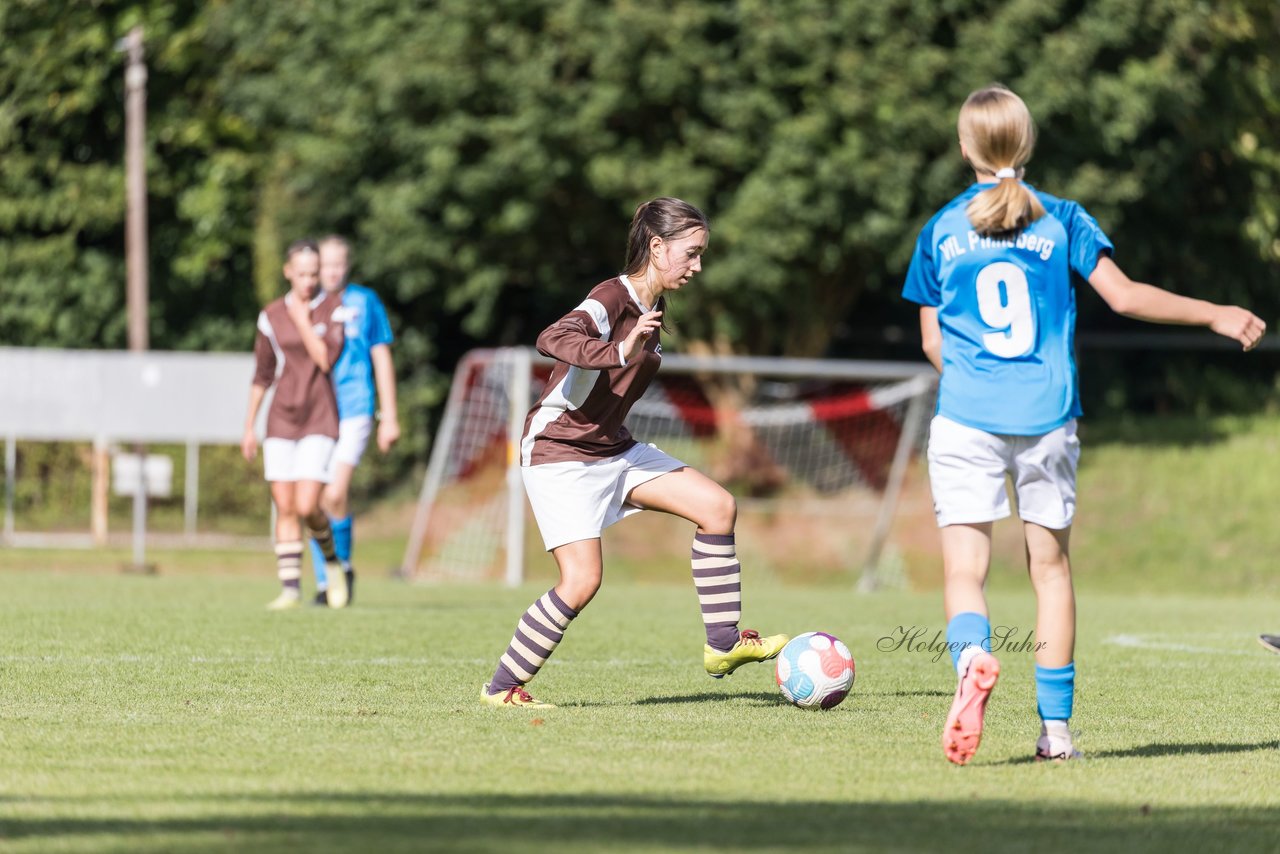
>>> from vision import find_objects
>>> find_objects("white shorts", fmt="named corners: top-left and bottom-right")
top-left (522, 442), bottom-right (687, 551)
top-left (262, 435), bottom-right (337, 483)
top-left (330, 416), bottom-right (374, 469)
top-left (926, 415), bottom-right (1079, 530)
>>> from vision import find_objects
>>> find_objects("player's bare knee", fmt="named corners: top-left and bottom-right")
top-left (561, 575), bottom-right (601, 610)
top-left (700, 489), bottom-right (737, 534)
top-left (944, 562), bottom-right (988, 588)
top-left (322, 485), bottom-right (348, 518)
top-left (1028, 555), bottom-right (1072, 587)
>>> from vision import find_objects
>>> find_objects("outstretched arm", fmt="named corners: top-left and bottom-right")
top-left (1087, 256), bottom-right (1266, 351)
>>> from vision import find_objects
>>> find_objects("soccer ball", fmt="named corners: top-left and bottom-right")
top-left (775, 631), bottom-right (855, 709)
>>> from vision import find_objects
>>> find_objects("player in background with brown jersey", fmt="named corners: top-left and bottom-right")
top-left (241, 239), bottom-right (350, 610)
top-left (480, 197), bottom-right (789, 708)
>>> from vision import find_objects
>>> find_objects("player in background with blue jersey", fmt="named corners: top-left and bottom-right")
top-left (903, 86), bottom-right (1265, 765)
top-left (308, 235), bottom-right (400, 607)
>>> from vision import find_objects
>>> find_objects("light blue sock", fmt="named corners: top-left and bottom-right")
top-left (1035, 662), bottom-right (1075, 721)
top-left (946, 611), bottom-right (991, 669)
top-left (309, 538), bottom-right (329, 591)
top-left (332, 515), bottom-right (353, 571)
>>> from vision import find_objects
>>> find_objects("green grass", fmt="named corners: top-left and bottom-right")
top-left (1, 569), bottom-right (1278, 853)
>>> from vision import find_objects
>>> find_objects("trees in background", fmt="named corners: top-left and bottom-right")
top-left (2, 0), bottom-right (1278, 485)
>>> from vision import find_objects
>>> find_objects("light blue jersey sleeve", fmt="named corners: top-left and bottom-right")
top-left (902, 211), bottom-right (945, 307)
top-left (366, 289), bottom-right (394, 348)
top-left (1062, 201), bottom-right (1114, 279)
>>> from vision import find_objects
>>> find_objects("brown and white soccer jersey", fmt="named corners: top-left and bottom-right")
top-left (253, 292), bottom-right (345, 440)
top-left (519, 275), bottom-right (686, 550)
top-left (520, 275), bottom-right (665, 466)
top-left (253, 291), bottom-right (345, 482)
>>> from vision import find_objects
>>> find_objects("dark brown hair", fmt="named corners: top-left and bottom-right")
top-left (284, 238), bottom-right (320, 262)
top-left (623, 197), bottom-right (709, 277)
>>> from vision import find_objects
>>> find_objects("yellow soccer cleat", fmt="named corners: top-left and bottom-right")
top-left (324, 562), bottom-right (349, 609)
top-left (480, 683), bottom-right (555, 709)
top-left (704, 629), bottom-right (789, 678)
top-left (266, 590), bottom-right (301, 611)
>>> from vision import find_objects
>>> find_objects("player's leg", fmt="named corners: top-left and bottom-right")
top-left (262, 438), bottom-right (305, 610)
top-left (1024, 522), bottom-right (1080, 760)
top-left (298, 477), bottom-right (346, 609)
top-left (321, 460), bottom-right (357, 600)
top-left (942, 522), bottom-right (995, 667)
top-left (939, 523), bottom-right (1001, 765)
top-left (306, 467), bottom-right (351, 604)
top-left (267, 480), bottom-right (304, 610)
top-left (482, 538), bottom-right (599, 708)
top-left (927, 416), bottom-right (1011, 765)
top-left (311, 417), bottom-right (370, 603)
top-left (1011, 420), bottom-right (1081, 760)
top-left (625, 463), bottom-right (787, 677)
top-left (482, 460), bottom-right (614, 708)
top-left (296, 436), bottom-right (347, 608)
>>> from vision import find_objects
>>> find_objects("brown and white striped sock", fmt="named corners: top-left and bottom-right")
top-left (308, 517), bottom-right (338, 564)
top-left (692, 532), bottom-right (742, 652)
top-left (275, 540), bottom-right (303, 594)
top-left (488, 589), bottom-right (577, 695)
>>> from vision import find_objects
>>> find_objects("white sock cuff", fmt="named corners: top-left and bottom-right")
top-left (1043, 719), bottom-right (1071, 739)
top-left (956, 644), bottom-right (982, 675)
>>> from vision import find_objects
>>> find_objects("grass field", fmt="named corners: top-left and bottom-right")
top-left (1, 567), bottom-right (1278, 853)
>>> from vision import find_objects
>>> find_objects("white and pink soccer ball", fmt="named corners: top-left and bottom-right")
top-left (775, 631), bottom-right (855, 709)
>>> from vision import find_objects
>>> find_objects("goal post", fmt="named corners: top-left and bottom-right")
top-left (400, 348), bottom-right (937, 590)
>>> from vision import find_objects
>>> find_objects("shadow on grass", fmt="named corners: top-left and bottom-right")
top-left (633, 691), bottom-right (781, 706)
top-left (1091, 740), bottom-right (1280, 759)
top-left (876, 689), bottom-right (950, 698)
top-left (563, 689), bottom-right (945, 708)
top-left (3, 793), bottom-right (1277, 853)
top-left (560, 691), bottom-right (784, 708)
top-left (989, 739), bottom-right (1280, 766)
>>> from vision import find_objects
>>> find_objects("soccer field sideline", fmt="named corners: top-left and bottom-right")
top-left (0, 569), bottom-right (1277, 853)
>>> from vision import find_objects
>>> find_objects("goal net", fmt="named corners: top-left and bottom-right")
top-left (401, 348), bottom-right (936, 590)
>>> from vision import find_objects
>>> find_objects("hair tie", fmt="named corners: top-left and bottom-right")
top-left (995, 167), bottom-right (1017, 179)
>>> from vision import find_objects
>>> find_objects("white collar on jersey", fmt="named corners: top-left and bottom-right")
top-left (618, 274), bottom-right (654, 312)
top-left (284, 291), bottom-right (328, 310)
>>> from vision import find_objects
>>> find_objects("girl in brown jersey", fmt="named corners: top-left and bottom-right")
top-left (481, 198), bottom-right (789, 708)
top-left (241, 240), bottom-right (350, 610)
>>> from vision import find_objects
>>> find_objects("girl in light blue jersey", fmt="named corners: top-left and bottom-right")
top-left (903, 85), bottom-right (1265, 765)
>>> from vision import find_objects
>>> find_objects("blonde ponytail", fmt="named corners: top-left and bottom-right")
top-left (958, 86), bottom-right (1046, 236)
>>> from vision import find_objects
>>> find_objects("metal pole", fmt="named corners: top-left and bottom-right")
top-left (504, 348), bottom-right (531, 588)
top-left (123, 26), bottom-right (149, 353)
top-left (91, 437), bottom-right (109, 545)
top-left (857, 376), bottom-right (934, 592)
top-left (184, 442), bottom-right (199, 540)
top-left (3, 437), bottom-right (14, 546)
top-left (131, 451), bottom-right (148, 568)
top-left (399, 351), bottom-right (480, 579)
top-left (120, 27), bottom-right (152, 573)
